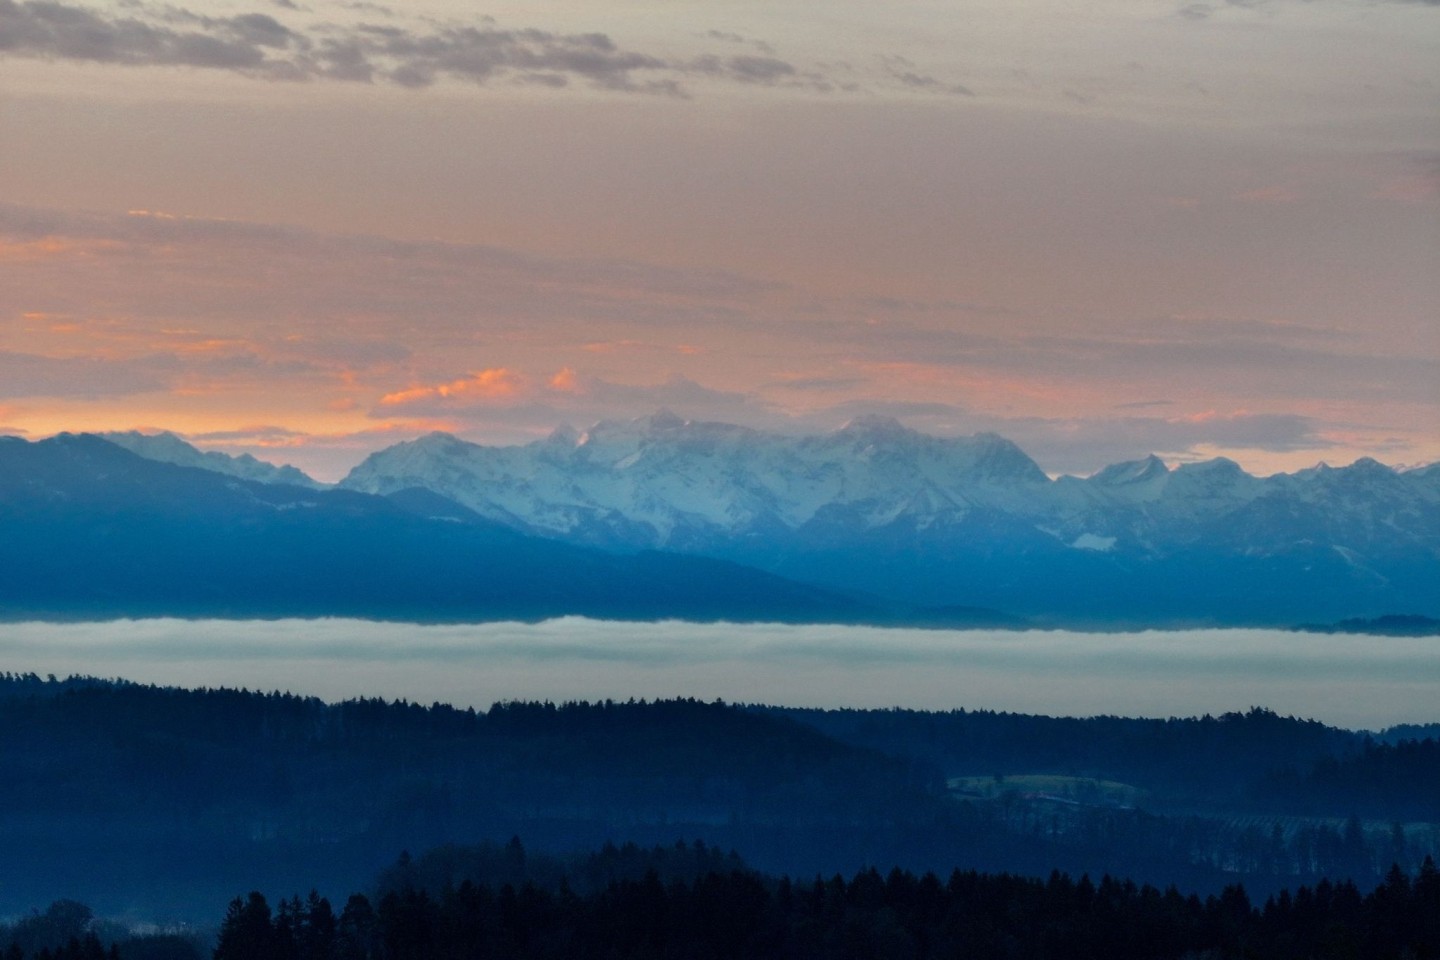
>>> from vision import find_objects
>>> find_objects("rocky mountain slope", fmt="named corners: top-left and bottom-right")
top-left (101, 430), bottom-right (323, 488)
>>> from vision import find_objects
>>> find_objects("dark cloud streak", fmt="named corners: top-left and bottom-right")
top-left (0, 0), bottom-right (844, 94)
top-left (882, 55), bottom-right (975, 96)
top-left (0, 0), bottom-right (981, 96)
top-left (0, 0), bottom-right (307, 76)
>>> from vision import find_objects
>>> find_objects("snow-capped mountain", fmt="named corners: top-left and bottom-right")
top-left (340, 413), bottom-right (1440, 624)
top-left (100, 430), bottom-right (324, 488)
top-left (341, 412), bottom-right (1438, 552)
top-left (9, 420), bottom-right (1432, 625)
top-left (342, 412), bottom-right (1052, 547)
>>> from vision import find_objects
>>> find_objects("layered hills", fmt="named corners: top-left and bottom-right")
top-left (1, 674), bottom-right (1436, 919)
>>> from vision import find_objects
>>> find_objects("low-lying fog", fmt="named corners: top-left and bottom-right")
top-left (3, 619), bottom-right (1436, 730)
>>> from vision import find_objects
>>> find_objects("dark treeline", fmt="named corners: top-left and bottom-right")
top-left (0, 899), bottom-right (202, 960)
top-left (373, 838), bottom-right (750, 900)
top-left (1272, 737), bottom-right (1440, 820)
top-left (158, 856), bottom-right (1440, 960)
top-left (7, 846), bottom-right (1439, 960)
top-left (2, 674), bottom-right (1436, 920)
top-left (0, 934), bottom-right (198, 960)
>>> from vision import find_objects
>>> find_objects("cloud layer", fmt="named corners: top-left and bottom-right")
top-left (1, 0), bottom-right (1435, 478)
top-left (3, 200), bottom-right (1434, 478)
top-left (2, 617), bottom-right (1437, 729)
top-left (0, 0), bottom-right (854, 95)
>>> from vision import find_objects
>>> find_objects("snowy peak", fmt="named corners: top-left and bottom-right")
top-left (1166, 457), bottom-right (1255, 494)
top-left (577, 412), bottom-right (754, 448)
top-left (99, 430), bottom-right (323, 488)
top-left (961, 433), bottom-right (1050, 485)
top-left (545, 423), bottom-right (581, 447)
top-left (337, 414), bottom-right (1436, 575)
top-left (1301, 460), bottom-right (1399, 483)
top-left (1403, 461), bottom-right (1440, 484)
top-left (103, 430), bottom-right (200, 462)
top-left (1091, 454), bottom-right (1169, 486)
top-left (646, 408), bottom-right (686, 430)
top-left (837, 414), bottom-right (908, 437)
top-left (353, 431), bottom-right (482, 476)
top-left (341, 415), bottom-right (1051, 545)
top-left (1339, 457), bottom-right (1395, 480)
top-left (1174, 456), bottom-right (1243, 476)
top-left (410, 430), bottom-right (468, 450)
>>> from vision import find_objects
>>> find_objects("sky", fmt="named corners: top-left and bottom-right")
top-left (4, 618), bottom-right (1438, 728)
top-left (1, 0), bottom-right (1437, 481)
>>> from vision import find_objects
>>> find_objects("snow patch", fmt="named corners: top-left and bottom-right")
top-left (1071, 533), bottom-right (1117, 552)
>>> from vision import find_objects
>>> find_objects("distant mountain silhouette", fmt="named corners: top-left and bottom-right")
top-left (1296, 614), bottom-right (1440, 636)
top-left (0, 433), bottom-right (874, 623)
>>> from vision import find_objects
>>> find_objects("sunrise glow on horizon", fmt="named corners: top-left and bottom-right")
top-left (2, 0), bottom-right (1436, 481)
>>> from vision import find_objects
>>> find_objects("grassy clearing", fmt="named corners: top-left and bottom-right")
top-left (947, 774), bottom-right (1148, 807)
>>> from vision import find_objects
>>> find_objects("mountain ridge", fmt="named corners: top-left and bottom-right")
top-left (99, 430), bottom-right (325, 488)
top-left (6, 420), bottom-right (1437, 626)
top-left (0, 432), bottom-right (892, 625)
top-left (334, 414), bottom-right (1440, 624)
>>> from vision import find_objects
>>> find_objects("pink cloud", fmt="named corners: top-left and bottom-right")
top-left (379, 368), bottom-right (526, 407)
top-left (548, 367), bottom-right (583, 393)
top-left (1234, 186), bottom-right (1300, 204)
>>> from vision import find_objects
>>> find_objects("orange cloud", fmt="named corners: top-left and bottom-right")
top-left (1171, 409), bottom-right (1268, 426)
top-left (379, 368), bottom-right (524, 406)
top-left (174, 338), bottom-right (254, 356)
top-left (582, 340), bottom-right (646, 353)
top-left (0, 237), bottom-right (127, 262)
top-left (379, 385), bottom-right (439, 406)
top-left (440, 368), bottom-right (523, 399)
top-left (548, 367), bottom-right (583, 393)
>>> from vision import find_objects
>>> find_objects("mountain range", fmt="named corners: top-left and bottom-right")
top-left (337, 413), bottom-right (1440, 625)
top-left (0, 433), bottom-right (870, 623)
top-left (2, 416), bottom-right (1436, 626)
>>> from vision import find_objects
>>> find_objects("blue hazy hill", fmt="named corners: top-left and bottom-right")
top-left (0, 434), bottom-right (875, 623)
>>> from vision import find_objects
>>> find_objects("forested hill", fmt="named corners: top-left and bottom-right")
top-left (756, 705), bottom-right (1440, 820)
top-left (1, 674), bottom-right (1436, 921)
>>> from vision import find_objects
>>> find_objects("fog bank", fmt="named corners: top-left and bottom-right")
top-left (2, 618), bottom-right (1435, 730)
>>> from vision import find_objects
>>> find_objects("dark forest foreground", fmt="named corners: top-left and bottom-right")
top-left (2, 673), bottom-right (1437, 920)
top-left (5, 846), bottom-right (1439, 960)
